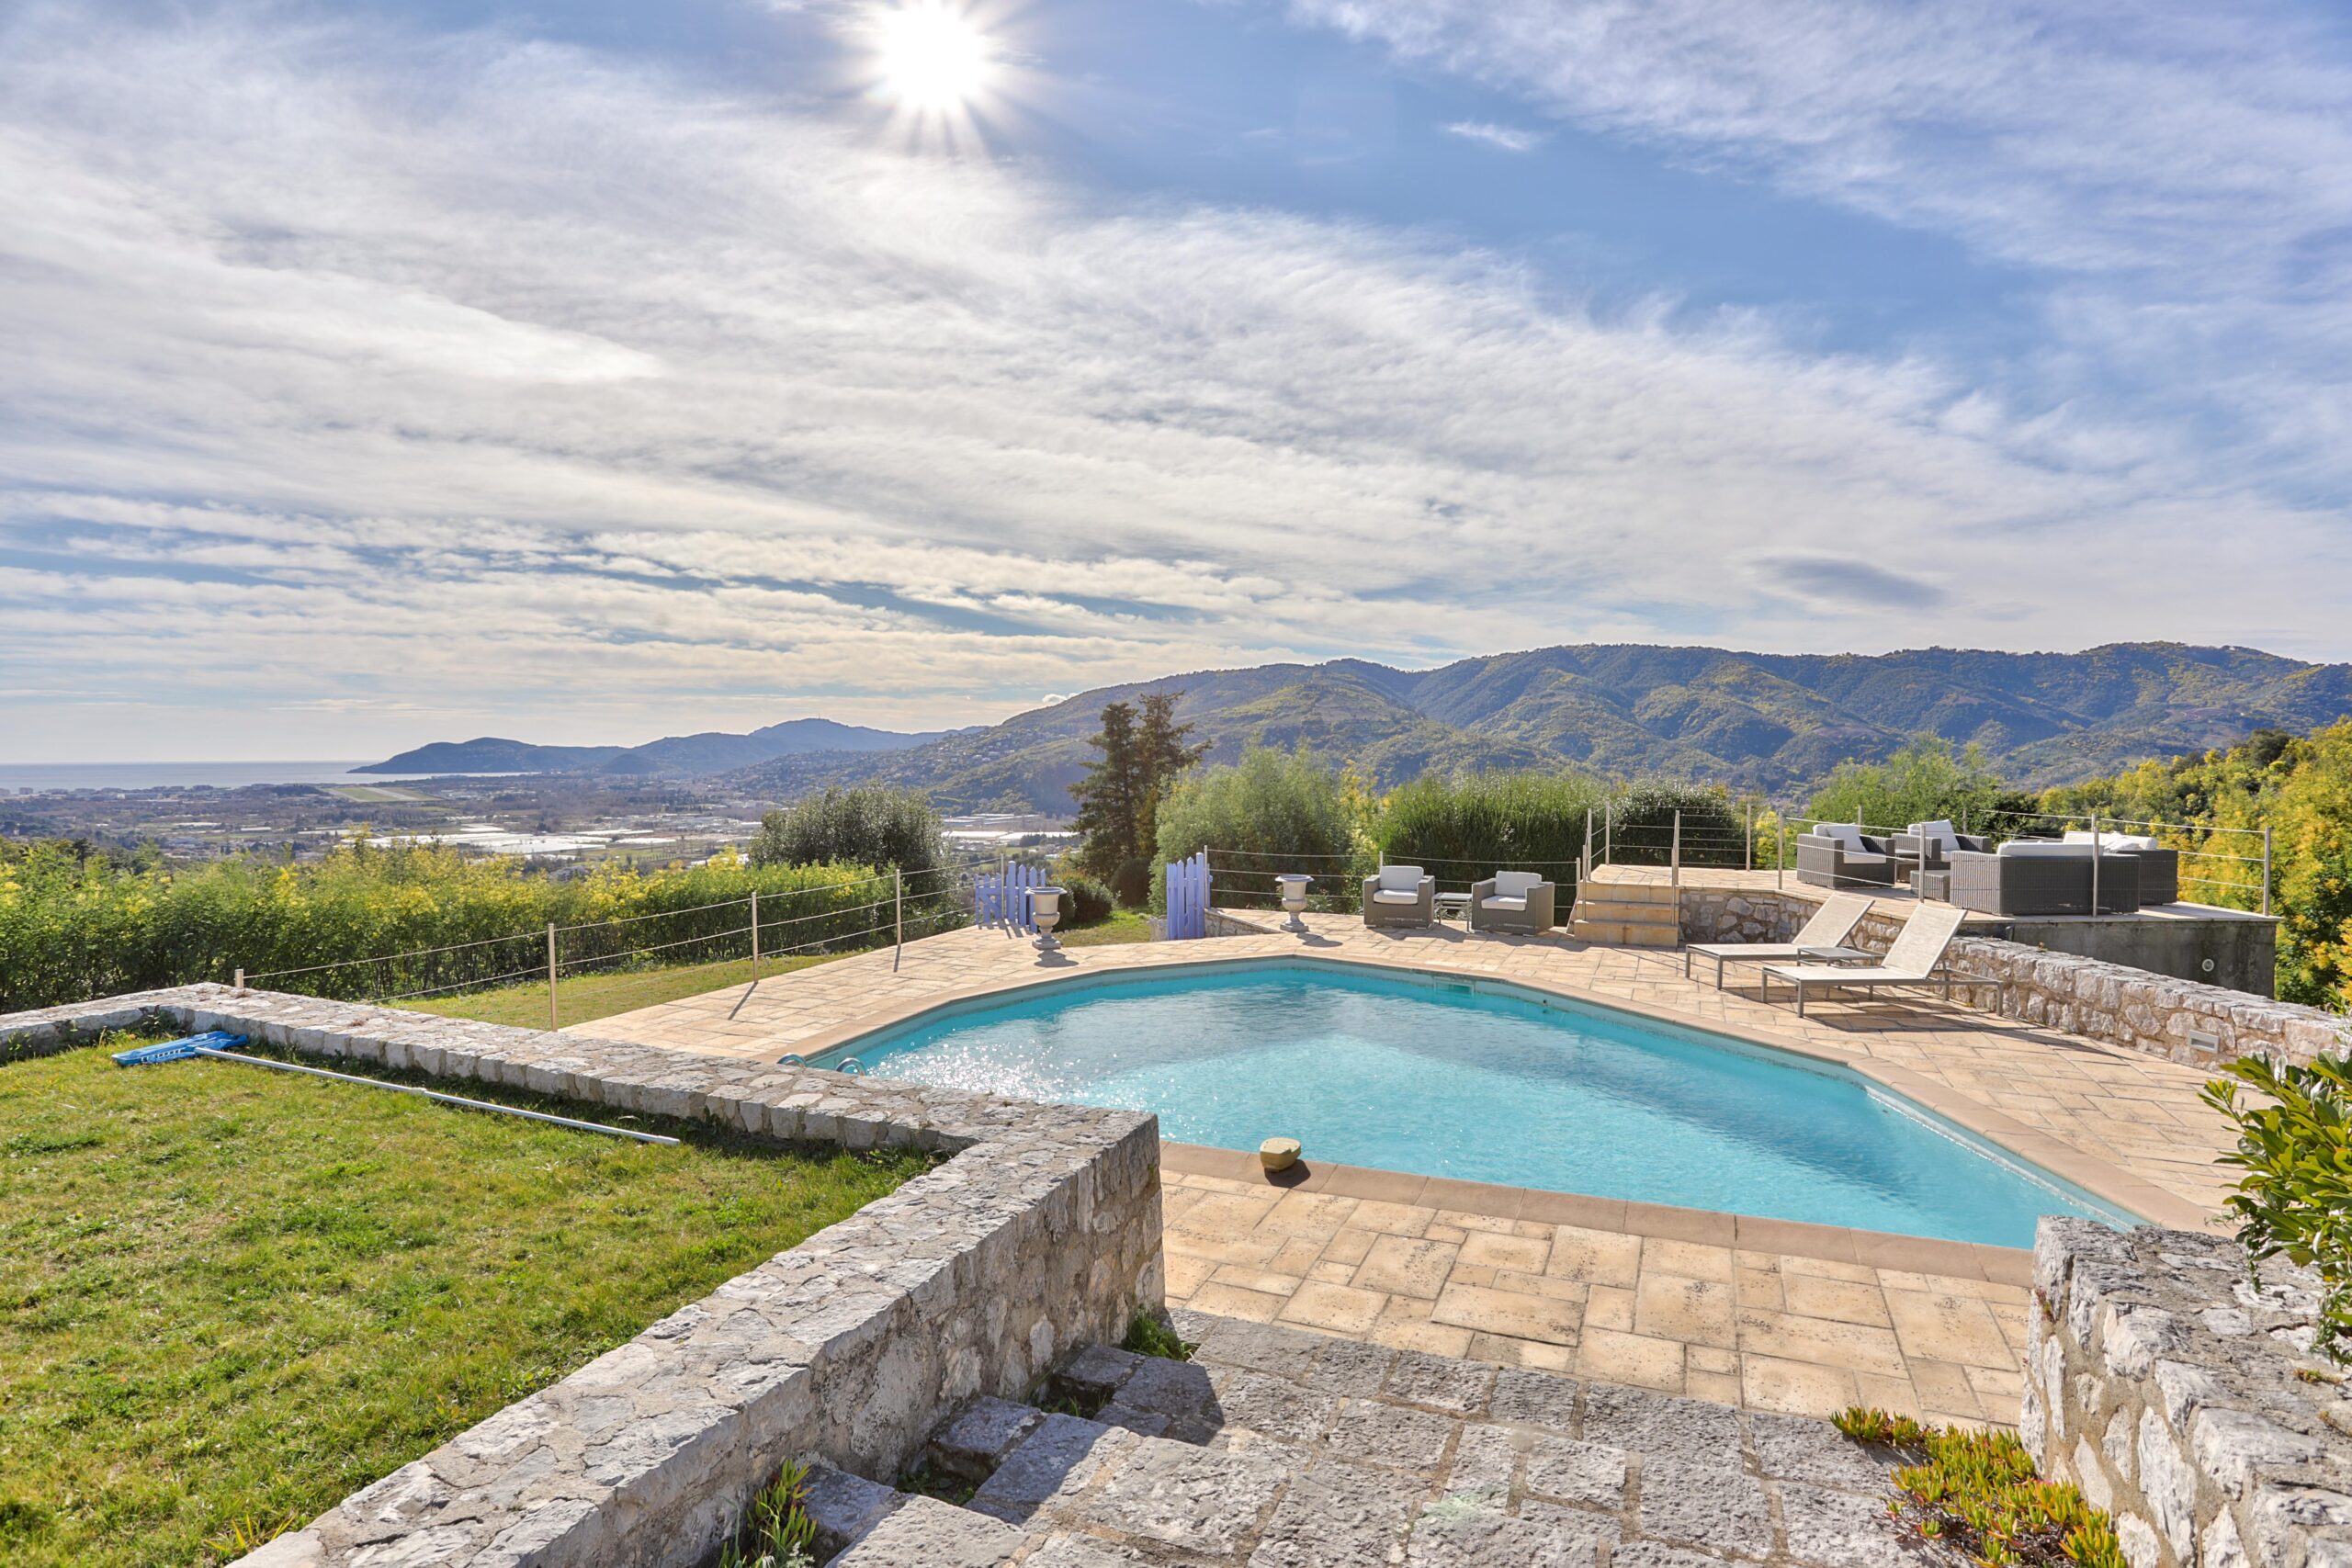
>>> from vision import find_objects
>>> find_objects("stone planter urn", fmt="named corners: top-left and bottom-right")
top-left (1031, 885), bottom-right (1066, 953)
top-left (1274, 874), bottom-right (1313, 932)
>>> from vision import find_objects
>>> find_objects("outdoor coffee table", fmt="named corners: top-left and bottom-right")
top-left (1433, 892), bottom-right (1473, 921)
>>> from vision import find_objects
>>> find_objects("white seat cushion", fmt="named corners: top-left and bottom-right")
top-left (1480, 896), bottom-right (1528, 911)
top-left (1492, 871), bottom-right (1545, 897)
top-left (1816, 823), bottom-right (1867, 850)
top-left (1999, 840), bottom-right (2092, 858)
top-left (2107, 834), bottom-right (2159, 852)
top-left (1376, 864), bottom-right (1426, 894)
top-left (1907, 819), bottom-right (1960, 852)
top-left (1371, 888), bottom-right (1421, 906)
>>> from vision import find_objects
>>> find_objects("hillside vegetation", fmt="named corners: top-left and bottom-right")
top-left (726, 642), bottom-right (2352, 811)
top-left (0, 840), bottom-right (917, 1015)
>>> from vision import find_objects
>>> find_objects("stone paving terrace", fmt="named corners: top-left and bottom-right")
top-left (811, 1308), bottom-right (1929, 1567)
top-left (585, 911), bottom-right (2236, 1427)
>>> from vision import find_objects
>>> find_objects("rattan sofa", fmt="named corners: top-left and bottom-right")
top-left (2058, 832), bottom-right (2179, 904)
top-left (1796, 829), bottom-right (1899, 889)
top-left (1948, 843), bottom-right (2142, 916)
top-left (1889, 818), bottom-right (1993, 875)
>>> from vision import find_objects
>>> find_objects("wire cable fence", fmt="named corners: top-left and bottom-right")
top-left (237, 855), bottom-right (1000, 1011)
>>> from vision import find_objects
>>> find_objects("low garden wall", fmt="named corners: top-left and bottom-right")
top-left (0, 984), bottom-right (1163, 1568)
top-left (2027, 1217), bottom-right (2352, 1568)
top-left (1679, 886), bottom-right (2344, 1071)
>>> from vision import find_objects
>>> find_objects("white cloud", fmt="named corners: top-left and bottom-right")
top-left (1442, 120), bottom-right (1543, 152)
top-left (0, 2), bottom-right (2343, 761)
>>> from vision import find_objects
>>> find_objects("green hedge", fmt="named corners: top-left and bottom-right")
top-left (0, 839), bottom-right (950, 1013)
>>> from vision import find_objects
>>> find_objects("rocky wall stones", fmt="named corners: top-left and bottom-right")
top-left (0, 985), bottom-right (1163, 1568)
top-left (2029, 1218), bottom-right (2352, 1568)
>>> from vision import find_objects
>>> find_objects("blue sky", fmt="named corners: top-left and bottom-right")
top-left (3, 0), bottom-right (2349, 760)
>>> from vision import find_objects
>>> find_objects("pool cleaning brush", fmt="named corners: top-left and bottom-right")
top-left (111, 1031), bottom-right (246, 1065)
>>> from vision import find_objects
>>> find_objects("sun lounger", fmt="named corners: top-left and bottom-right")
top-left (1759, 904), bottom-right (2006, 1017)
top-left (1681, 892), bottom-right (1873, 989)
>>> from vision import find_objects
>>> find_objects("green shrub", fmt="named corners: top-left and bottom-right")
top-left (1151, 746), bottom-right (1370, 912)
top-left (1121, 1311), bottom-right (1195, 1361)
top-left (1835, 1408), bottom-right (2126, 1568)
top-left (0, 838), bottom-right (935, 1012)
top-left (749, 785), bottom-right (944, 880)
top-left (1057, 876), bottom-right (1115, 929)
top-left (1603, 778), bottom-right (1748, 869)
top-left (1109, 856), bottom-right (1151, 909)
top-left (2205, 1048), bottom-right (2352, 1359)
top-left (1805, 738), bottom-right (2012, 839)
top-left (1378, 772), bottom-right (1602, 896)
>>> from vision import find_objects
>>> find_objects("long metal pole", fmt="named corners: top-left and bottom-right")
top-left (2091, 815), bottom-right (2102, 917)
top-left (1670, 810), bottom-right (1682, 888)
top-left (1603, 800), bottom-right (1612, 867)
top-left (1745, 802), bottom-right (1754, 872)
top-left (187, 1044), bottom-right (677, 1145)
top-left (1776, 813), bottom-right (1786, 891)
top-left (547, 921), bottom-right (558, 1032)
top-left (2262, 828), bottom-right (2273, 916)
top-left (750, 888), bottom-right (761, 983)
top-left (893, 867), bottom-right (904, 971)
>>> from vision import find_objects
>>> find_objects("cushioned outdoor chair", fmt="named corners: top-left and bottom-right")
top-left (1948, 842), bottom-right (2142, 917)
top-left (1795, 825), bottom-right (1898, 889)
top-left (1468, 870), bottom-right (1555, 935)
top-left (1362, 863), bottom-right (1436, 928)
top-left (1888, 818), bottom-right (1993, 875)
top-left (1683, 891), bottom-right (1872, 989)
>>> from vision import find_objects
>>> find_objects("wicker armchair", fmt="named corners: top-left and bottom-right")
top-left (1469, 871), bottom-right (1555, 935)
top-left (1889, 819), bottom-right (1993, 874)
top-left (1796, 830), bottom-right (1898, 889)
top-left (1362, 864), bottom-right (1436, 928)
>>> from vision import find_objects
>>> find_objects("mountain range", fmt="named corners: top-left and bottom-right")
top-left (366, 642), bottom-right (2352, 811)
top-left (361, 717), bottom-right (950, 778)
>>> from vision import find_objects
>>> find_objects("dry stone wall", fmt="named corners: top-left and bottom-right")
top-left (1677, 887), bottom-right (2344, 1071)
top-left (0, 984), bottom-right (1163, 1568)
top-left (2027, 1217), bottom-right (2352, 1568)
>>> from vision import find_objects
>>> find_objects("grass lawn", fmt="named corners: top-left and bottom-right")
top-left (397, 950), bottom-right (842, 1030)
top-left (0, 1040), bottom-right (933, 1567)
top-left (1055, 909), bottom-right (1155, 948)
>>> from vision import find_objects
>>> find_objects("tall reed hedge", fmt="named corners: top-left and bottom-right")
top-left (0, 838), bottom-right (956, 1013)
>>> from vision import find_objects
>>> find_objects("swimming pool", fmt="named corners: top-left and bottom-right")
top-left (815, 961), bottom-right (2134, 1247)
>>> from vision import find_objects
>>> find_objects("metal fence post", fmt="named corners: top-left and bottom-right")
top-left (1670, 810), bottom-right (1682, 888)
top-left (233, 966), bottom-right (244, 990)
top-left (2090, 815), bottom-right (2102, 917)
top-left (1582, 808), bottom-right (1594, 886)
top-left (1603, 800), bottom-right (1612, 867)
top-left (1776, 814), bottom-right (1785, 891)
top-left (547, 921), bottom-right (559, 1032)
top-left (894, 867), bottom-right (904, 970)
top-left (750, 888), bottom-right (761, 983)
top-left (1744, 802), bottom-right (1754, 872)
top-left (2262, 827), bottom-right (2273, 916)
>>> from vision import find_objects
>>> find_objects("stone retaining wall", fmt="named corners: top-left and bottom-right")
top-left (1677, 886), bottom-right (2344, 1071)
top-left (0, 985), bottom-right (1162, 1568)
top-left (2027, 1217), bottom-right (2352, 1568)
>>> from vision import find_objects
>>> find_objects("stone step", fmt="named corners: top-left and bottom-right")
top-left (1568, 917), bottom-right (1681, 947)
top-left (1577, 880), bottom-right (1680, 906)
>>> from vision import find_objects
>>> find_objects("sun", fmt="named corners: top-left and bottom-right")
top-left (872, 2), bottom-right (994, 114)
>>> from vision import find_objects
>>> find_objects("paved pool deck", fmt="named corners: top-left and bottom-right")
top-left (579, 909), bottom-right (2237, 1428)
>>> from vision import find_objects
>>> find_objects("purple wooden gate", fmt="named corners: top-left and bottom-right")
top-left (1164, 850), bottom-right (1210, 941)
top-left (975, 862), bottom-right (1040, 934)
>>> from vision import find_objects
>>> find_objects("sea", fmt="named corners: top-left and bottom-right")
top-left (0, 761), bottom-right (464, 792)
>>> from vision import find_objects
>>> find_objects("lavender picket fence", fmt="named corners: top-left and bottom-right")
top-left (1164, 850), bottom-right (1210, 941)
top-left (974, 863), bottom-right (1041, 934)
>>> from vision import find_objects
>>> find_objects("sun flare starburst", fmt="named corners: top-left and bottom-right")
top-left (872, 2), bottom-right (993, 114)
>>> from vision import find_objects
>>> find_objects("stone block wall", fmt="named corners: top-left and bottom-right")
top-left (0, 985), bottom-right (1163, 1568)
top-left (1676, 886), bottom-right (2345, 1071)
top-left (2027, 1218), bottom-right (2352, 1568)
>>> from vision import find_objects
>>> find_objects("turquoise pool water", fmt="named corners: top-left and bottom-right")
top-left (820, 962), bottom-right (2133, 1247)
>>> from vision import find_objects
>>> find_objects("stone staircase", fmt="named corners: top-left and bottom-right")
top-left (1569, 878), bottom-right (1682, 948)
top-left (797, 1311), bottom-right (1916, 1568)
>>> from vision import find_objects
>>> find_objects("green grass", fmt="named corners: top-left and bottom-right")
top-left (1055, 909), bottom-right (1154, 949)
top-left (0, 1040), bottom-right (933, 1567)
top-left (397, 951), bottom-right (842, 1030)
